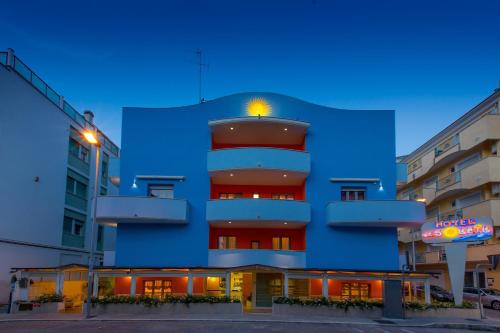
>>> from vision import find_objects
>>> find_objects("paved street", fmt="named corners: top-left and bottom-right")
top-left (0, 321), bottom-right (479, 333)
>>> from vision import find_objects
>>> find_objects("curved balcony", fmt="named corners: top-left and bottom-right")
top-left (209, 117), bottom-right (309, 146)
top-left (206, 199), bottom-right (310, 228)
top-left (326, 200), bottom-right (425, 228)
top-left (208, 249), bottom-right (306, 268)
top-left (208, 148), bottom-right (310, 185)
top-left (96, 196), bottom-right (189, 225)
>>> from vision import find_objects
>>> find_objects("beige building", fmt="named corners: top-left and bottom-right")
top-left (398, 89), bottom-right (500, 291)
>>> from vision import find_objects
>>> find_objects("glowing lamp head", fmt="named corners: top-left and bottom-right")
top-left (246, 97), bottom-right (272, 117)
top-left (83, 131), bottom-right (99, 145)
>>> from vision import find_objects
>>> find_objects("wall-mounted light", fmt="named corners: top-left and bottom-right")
top-left (132, 178), bottom-right (138, 189)
top-left (378, 181), bottom-right (384, 191)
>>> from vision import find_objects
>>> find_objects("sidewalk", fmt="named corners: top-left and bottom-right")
top-left (1, 312), bottom-right (500, 331)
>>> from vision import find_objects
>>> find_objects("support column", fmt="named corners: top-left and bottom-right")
top-left (92, 273), bottom-right (99, 297)
top-left (225, 272), bottom-right (231, 297)
top-left (322, 274), bottom-right (329, 298)
top-left (424, 280), bottom-right (431, 304)
top-left (187, 272), bottom-right (193, 295)
top-left (55, 272), bottom-right (64, 295)
top-left (130, 276), bottom-right (136, 296)
top-left (283, 272), bottom-right (289, 297)
top-left (19, 273), bottom-right (28, 301)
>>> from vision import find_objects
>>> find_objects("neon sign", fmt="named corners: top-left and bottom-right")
top-left (421, 217), bottom-right (493, 244)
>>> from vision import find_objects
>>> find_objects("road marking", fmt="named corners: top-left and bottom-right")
top-left (373, 327), bottom-right (390, 333)
top-left (400, 329), bottom-right (416, 333)
top-left (351, 328), bottom-right (364, 333)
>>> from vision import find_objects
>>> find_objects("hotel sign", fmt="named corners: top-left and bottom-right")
top-left (421, 217), bottom-right (493, 244)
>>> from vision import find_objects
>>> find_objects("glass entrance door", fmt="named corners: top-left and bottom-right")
top-left (255, 273), bottom-right (282, 307)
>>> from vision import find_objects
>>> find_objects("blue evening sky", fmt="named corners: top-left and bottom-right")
top-left (1, 0), bottom-right (499, 155)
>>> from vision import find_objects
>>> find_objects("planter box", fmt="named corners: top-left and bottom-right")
top-left (12, 302), bottom-right (65, 314)
top-left (406, 308), bottom-right (480, 319)
top-left (92, 302), bottom-right (242, 315)
top-left (272, 303), bottom-right (383, 319)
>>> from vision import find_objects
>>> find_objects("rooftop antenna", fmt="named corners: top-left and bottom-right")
top-left (194, 49), bottom-right (209, 103)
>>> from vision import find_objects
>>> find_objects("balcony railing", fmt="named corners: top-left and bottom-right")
top-left (207, 147), bottom-right (310, 174)
top-left (436, 171), bottom-right (461, 191)
top-left (1, 51), bottom-right (119, 156)
top-left (96, 196), bottom-right (189, 225)
top-left (206, 199), bottom-right (310, 226)
top-left (326, 200), bottom-right (425, 227)
top-left (208, 249), bottom-right (306, 268)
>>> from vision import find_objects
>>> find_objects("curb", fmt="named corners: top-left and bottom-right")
top-left (1, 317), bottom-right (500, 330)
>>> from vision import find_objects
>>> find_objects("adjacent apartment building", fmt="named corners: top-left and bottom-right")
top-left (398, 89), bottom-right (500, 290)
top-left (11, 92), bottom-right (431, 313)
top-left (0, 49), bottom-right (120, 306)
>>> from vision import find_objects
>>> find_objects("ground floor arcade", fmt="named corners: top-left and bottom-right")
top-left (10, 265), bottom-right (432, 311)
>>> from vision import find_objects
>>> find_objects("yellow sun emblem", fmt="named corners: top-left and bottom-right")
top-left (246, 97), bottom-right (272, 117)
top-left (442, 227), bottom-right (460, 239)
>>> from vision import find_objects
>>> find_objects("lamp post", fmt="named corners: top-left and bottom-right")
top-left (82, 130), bottom-right (100, 319)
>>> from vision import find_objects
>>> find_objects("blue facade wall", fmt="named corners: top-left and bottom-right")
top-left (116, 92), bottom-right (399, 270)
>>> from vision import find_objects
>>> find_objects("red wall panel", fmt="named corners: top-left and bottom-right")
top-left (209, 227), bottom-right (306, 250)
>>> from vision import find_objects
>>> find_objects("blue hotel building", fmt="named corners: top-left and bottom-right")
top-left (90, 92), bottom-right (428, 309)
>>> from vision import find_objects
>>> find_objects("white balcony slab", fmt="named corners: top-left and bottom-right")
top-left (206, 199), bottom-right (310, 227)
top-left (208, 249), bottom-right (306, 268)
top-left (208, 148), bottom-right (310, 185)
top-left (96, 196), bottom-right (188, 225)
top-left (326, 200), bottom-right (425, 228)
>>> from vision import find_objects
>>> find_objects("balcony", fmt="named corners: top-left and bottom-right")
top-left (206, 199), bottom-right (310, 227)
top-left (96, 196), bottom-right (189, 225)
top-left (209, 117), bottom-right (309, 146)
top-left (326, 200), bottom-right (425, 228)
top-left (460, 156), bottom-right (500, 188)
top-left (462, 199), bottom-right (500, 226)
top-left (434, 157), bottom-right (500, 200)
top-left (208, 148), bottom-right (310, 185)
top-left (417, 250), bottom-right (446, 265)
top-left (208, 249), bottom-right (306, 268)
top-left (460, 114), bottom-right (500, 151)
top-left (467, 243), bottom-right (500, 262)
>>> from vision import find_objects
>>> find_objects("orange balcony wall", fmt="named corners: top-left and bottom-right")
top-left (209, 227), bottom-right (306, 250)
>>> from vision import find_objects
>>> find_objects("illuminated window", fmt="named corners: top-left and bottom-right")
top-left (271, 193), bottom-right (294, 200)
top-left (218, 236), bottom-right (236, 249)
top-left (219, 193), bottom-right (242, 199)
top-left (251, 240), bottom-right (260, 249)
top-left (253, 193), bottom-right (260, 199)
top-left (272, 237), bottom-right (290, 250)
top-left (341, 282), bottom-right (370, 300)
top-left (143, 280), bottom-right (172, 298)
top-left (341, 187), bottom-right (366, 201)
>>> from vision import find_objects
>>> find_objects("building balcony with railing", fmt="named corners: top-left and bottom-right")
top-left (430, 156), bottom-right (500, 201)
top-left (96, 196), bottom-right (189, 225)
top-left (400, 95), bottom-right (500, 186)
top-left (326, 200), bottom-right (425, 228)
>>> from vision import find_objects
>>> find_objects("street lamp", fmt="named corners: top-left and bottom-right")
top-left (82, 130), bottom-right (100, 319)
